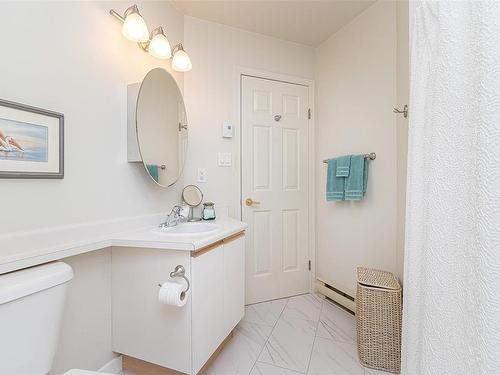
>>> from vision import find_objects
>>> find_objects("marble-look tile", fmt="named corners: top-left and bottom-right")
top-left (243, 298), bottom-right (288, 326)
top-left (316, 300), bottom-right (356, 343)
top-left (311, 293), bottom-right (325, 302)
top-left (258, 317), bottom-right (316, 373)
top-left (204, 320), bottom-right (273, 375)
top-left (281, 294), bottom-right (322, 322)
top-left (250, 362), bottom-right (304, 375)
top-left (364, 368), bottom-right (395, 375)
top-left (307, 338), bottom-right (364, 375)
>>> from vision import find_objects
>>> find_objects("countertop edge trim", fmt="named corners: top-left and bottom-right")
top-left (191, 231), bottom-right (245, 258)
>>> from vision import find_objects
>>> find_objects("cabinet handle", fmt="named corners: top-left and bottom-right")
top-left (191, 239), bottom-right (224, 258)
top-left (222, 231), bottom-right (245, 245)
top-left (191, 231), bottom-right (245, 257)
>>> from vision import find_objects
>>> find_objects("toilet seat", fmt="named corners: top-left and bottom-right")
top-left (63, 370), bottom-right (114, 375)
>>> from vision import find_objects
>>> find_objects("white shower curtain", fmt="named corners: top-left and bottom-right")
top-left (402, 1), bottom-right (500, 374)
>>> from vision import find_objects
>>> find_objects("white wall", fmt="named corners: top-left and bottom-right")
top-left (0, 1), bottom-right (184, 235)
top-left (0, 1), bottom-right (185, 372)
top-left (315, 1), bottom-right (399, 295)
top-left (183, 17), bottom-right (315, 218)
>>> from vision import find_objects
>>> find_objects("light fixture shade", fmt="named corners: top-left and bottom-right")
top-left (148, 28), bottom-right (172, 59)
top-left (122, 8), bottom-right (149, 42)
top-left (172, 45), bottom-right (192, 72)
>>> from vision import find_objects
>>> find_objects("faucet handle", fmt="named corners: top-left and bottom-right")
top-left (171, 205), bottom-right (183, 216)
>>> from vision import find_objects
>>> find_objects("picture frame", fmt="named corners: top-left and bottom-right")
top-left (0, 99), bottom-right (64, 179)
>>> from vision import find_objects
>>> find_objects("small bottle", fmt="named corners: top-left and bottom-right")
top-left (202, 202), bottom-right (216, 220)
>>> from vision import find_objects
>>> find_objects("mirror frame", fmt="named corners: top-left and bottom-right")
top-left (135, 67), bottom-right (188, 187)
top-left (182, 184), bottom-right (203, 207)
top-left (182, 184), bottom-right (203, 222)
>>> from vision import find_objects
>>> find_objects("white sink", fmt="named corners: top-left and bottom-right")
top-left (153, 222), bottom-right (220, 235)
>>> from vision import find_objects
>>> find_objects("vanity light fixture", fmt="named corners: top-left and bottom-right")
top-left (113, 5), bottom-right (149, 43)
top-left (147, 27), bottom-right (172, 59)
top-left (171, 44), bottom-right (193, 72)
top-left (110, 4), bottom-right (191, 71)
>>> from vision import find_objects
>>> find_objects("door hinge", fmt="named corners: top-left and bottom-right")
top-left (308, 108), bottom-right (311, 120)
top-left (308, 260), bottom-right (311, 271)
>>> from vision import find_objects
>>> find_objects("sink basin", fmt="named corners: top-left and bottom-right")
top-left (153, 222), bottom-right (220, 235)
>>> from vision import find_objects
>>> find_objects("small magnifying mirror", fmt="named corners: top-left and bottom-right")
top-left (182, 185), bottom-right (203, 221)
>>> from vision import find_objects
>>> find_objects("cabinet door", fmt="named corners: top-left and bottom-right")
top-left (191, 245), bottom-right (225, 374)
top-left (111, 247), bottom-right (192, 374)
top-left (223, 235), bottom-right (245, 335)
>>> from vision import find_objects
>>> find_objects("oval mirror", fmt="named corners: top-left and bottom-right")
top-left (136, 68), bottom-right (188, 187)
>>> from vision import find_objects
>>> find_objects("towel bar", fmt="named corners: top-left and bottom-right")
top-left (323, 152), bottom-right (376, 164)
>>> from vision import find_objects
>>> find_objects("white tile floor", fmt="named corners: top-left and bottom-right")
top-left (203, 293), bottom-right (391, 375)
top-left (122, 293), bottom-right (392, 375)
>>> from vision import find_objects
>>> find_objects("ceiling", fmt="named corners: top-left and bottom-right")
top-left (172, 0), bottom-right (375, 47)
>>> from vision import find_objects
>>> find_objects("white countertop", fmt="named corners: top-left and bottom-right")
top-left (0, 214), bottom-right (247, 275)
top-left (112, 219), bottom-right (247, 251)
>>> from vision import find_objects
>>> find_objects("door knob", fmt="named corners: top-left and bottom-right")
top-left (274, 114), bottom-right (282, 122)
top-left (245, 198), bottom-right (260, 206)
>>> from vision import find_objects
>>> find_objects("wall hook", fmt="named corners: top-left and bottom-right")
top-left (393, 104), bottom-right (408, 118)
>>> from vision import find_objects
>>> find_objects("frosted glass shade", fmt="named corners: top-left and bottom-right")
top-left (148, 33), bottom-right (172, 59)
top-left (122, 13), bottom-right (149, 42)
top-left (172, 49), bottom-right (192, 72)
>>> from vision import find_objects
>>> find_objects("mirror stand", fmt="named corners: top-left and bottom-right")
top-left (187, 206), bottom-right (201, 222)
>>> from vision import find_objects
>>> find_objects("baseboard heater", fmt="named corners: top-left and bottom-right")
top-left (315, 278), bottom-right (356, 314)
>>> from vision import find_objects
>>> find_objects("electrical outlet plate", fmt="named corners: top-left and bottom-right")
top-left (197, 168), bottom-right (207, 182)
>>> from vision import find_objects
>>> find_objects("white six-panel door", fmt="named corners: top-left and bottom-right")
top-left (241, 75), bottom-right (310, 304)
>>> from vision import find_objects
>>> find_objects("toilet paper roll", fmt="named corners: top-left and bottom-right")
top-left (158, 281), bottom-right (188, 307)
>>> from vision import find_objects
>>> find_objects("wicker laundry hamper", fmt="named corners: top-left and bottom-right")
top-left (356, 267), bottom-right (402, 374)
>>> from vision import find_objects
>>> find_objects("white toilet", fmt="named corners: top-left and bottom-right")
top-left (0, 262), bottom-right (113, 375)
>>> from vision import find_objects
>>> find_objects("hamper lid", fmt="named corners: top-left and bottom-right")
top-left (357, 267), bottom-right (400, 290)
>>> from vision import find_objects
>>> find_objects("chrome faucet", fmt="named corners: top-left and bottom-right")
top-left (160, 205), bottom-right (186, 228)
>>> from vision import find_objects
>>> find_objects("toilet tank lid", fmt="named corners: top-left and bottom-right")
top-left (0, 262), bottom-right (74, 305)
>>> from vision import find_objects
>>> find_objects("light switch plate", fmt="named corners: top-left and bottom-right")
top-left (222, 122), bottom-right (233, 138)
top-left (218, 152), bottom-right (232, 167)
top-left (197, 168), bottom-right (207, 182)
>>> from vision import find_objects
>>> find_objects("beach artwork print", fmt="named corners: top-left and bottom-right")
top-left (0, 99), bottom-right (63, 179)
top-left (0, 118), bottom-right (49, 162)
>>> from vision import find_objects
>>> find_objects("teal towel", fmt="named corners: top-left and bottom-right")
top-left (363, 158), bottom-right (369, 194)
top-left (335, 155), bottom-right (351, 177)
top-left (345, 155), bottom-right (368, 201)
top-left (326, 158), bottom-right (345, 201)
top-left (146, 164), bottom-right (159, 183)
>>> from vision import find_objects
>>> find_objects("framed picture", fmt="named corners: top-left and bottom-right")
top-left (0, 99), bottom-right (64, 179)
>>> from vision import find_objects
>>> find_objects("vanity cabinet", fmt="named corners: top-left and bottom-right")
top-left (192, 233), bottom-right (245, 373)
top-left (111, 232), bottom-right (245, 375)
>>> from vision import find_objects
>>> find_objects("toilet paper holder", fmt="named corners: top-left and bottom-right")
top-left (158, 265), bottom-right (190, 295)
